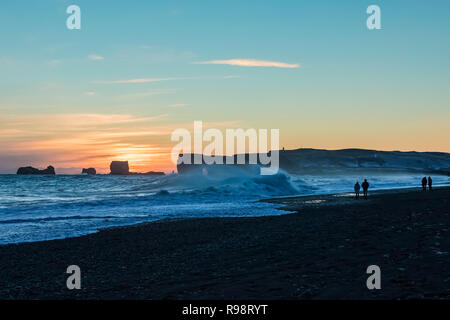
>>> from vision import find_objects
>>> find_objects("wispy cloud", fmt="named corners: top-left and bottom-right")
top-left (94, 78), bottom-right (177, 84)
top-left (88, 54), bottom-right (104, 61)
top-left (94, 75), bottom-right (238, 85)
top-left (0, 113), bottom-right (167, 130)
top-left (195, 59), bottom-right (300, 69)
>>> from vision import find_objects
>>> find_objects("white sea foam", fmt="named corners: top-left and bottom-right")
top-left (0, 170), bottom-right (449, 244)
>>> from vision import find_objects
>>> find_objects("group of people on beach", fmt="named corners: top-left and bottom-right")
top-left (421, 176), bottom-right (433, 191)
top-left (354, 176), bottom-right (434, 199)
top-left (354, 179), bottom-right (369, 199)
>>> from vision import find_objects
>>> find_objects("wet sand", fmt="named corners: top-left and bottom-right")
top-left (0, 187), bottom-right (449, 299)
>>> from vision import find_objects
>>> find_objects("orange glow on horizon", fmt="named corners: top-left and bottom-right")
top-left (0, 113), bottom-right (449, 174)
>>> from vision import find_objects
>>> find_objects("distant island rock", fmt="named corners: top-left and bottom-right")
top-left (110, 161), bottom-right (130, 175)
top-left (17, 166), bottom-right (56, 175)
top-left (109, 161), bottom-right (164, 176)
top-left (82, 168), bottom-right (96, 175)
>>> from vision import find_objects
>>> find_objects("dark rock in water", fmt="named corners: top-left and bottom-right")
top-left (17, 166), bottom-right (56, 175)
top-left (110, 161), bottom-right (130, 175)
top-left (109, 161), bottom-right (165, 175)
top-left (82, 168), bottom-right (96, 175)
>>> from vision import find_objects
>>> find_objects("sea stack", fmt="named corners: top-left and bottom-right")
top-left (17, 166), bottom-right (56, 175)
top-left (110, 161), bottom-right (130, 175)
top-left (82, 168), bottom-right (97, 175)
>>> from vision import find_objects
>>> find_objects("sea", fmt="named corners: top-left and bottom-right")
top-left (0, 170), bottom-right (449, 244)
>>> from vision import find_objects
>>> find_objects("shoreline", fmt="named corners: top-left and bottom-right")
top-left (2, 185), bottom-right (448, 247)
top-left (261, 186), bottom-right (447, 210)
top-left (0, 186), bottom-right (449, 299)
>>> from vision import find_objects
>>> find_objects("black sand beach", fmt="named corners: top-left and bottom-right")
top-left (0, 187), bottom-right (449, 299)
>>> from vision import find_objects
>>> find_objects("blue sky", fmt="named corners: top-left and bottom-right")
top-left (0, 0), bottom-right (449, 172)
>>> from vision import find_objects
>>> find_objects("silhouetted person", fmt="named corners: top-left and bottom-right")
top-left (354, 181), bottom-right (361, 199)
top-left (428, 176), bottom-right (433, 191)
top-left (422, 177), bottom-right (427, 191)
top-left (362, 179), bottom-right (369, 199)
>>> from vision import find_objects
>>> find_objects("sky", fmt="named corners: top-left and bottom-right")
top-left (0, 0), bottom-right (449, 173)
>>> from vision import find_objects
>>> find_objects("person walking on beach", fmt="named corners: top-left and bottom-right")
top-left (428, 176), bottom-right (433, 191)
top-left (354, 181), bottom-right (361, 199)
top-left (422, 177), bottom-right (427, 191)
top-left (362, 179), bottom-right (369, 199)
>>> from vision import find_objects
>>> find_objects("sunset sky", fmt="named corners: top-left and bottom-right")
top-left (0, 0), bottom-right (449, 173)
